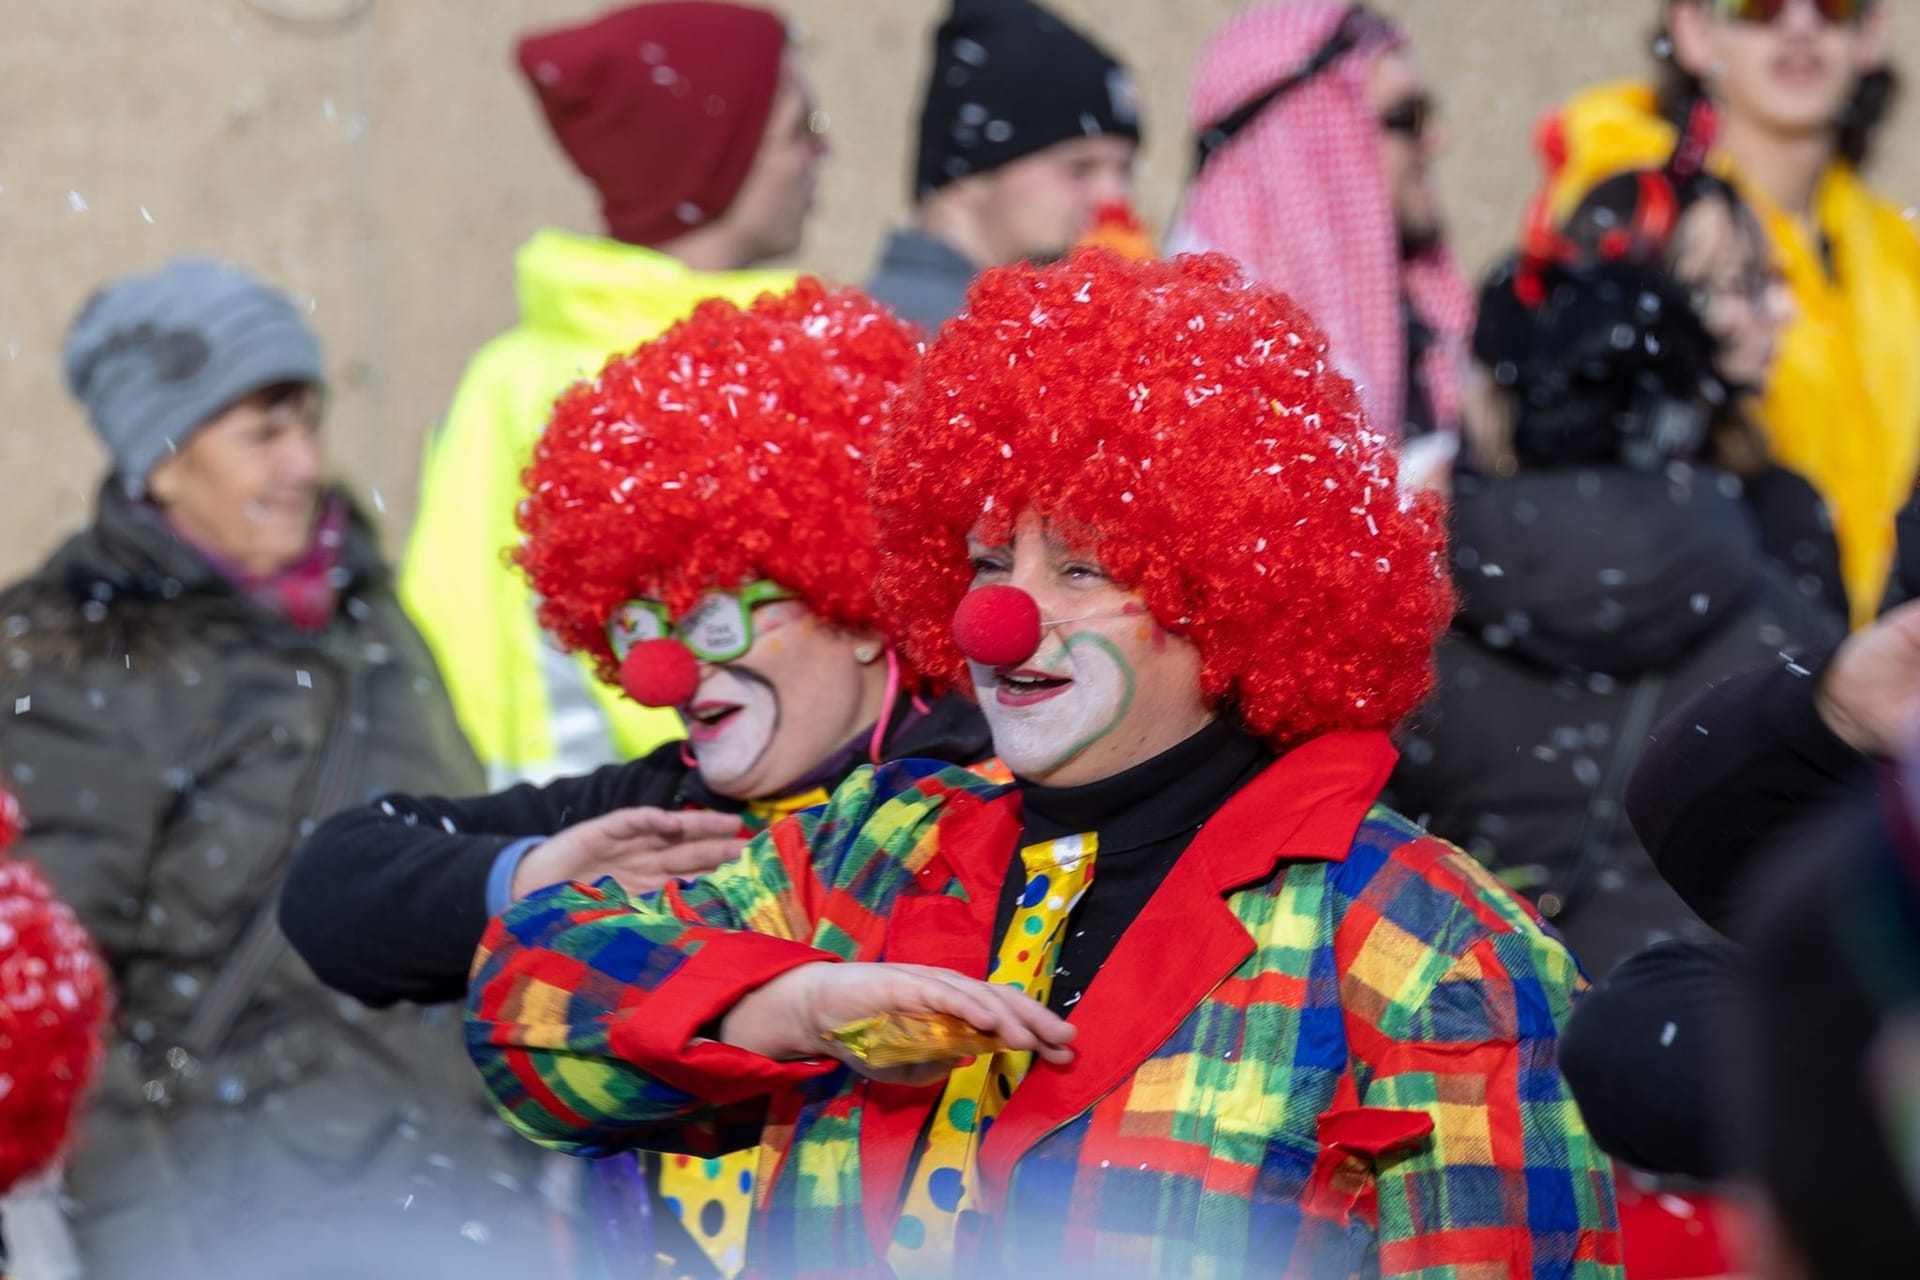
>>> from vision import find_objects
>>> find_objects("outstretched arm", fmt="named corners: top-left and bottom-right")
top-left (280, 754), bottom-right (725, 1007)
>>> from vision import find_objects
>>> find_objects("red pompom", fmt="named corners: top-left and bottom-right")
top-left (0, 844), bottom-right (110, 1194)
top-left (953, 586), bottom-right (1042, 668)
top-left (620, 638), bottom-right (701, 708)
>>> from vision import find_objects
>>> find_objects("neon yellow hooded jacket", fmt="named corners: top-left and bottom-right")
top-left (1544, 82), bottom-right (1920, 626)
top-left (400, 229), bottom-right (794, 784)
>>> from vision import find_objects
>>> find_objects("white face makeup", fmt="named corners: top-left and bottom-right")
top-left (965, 510), bottom-right (1214, 787)
top-left (670, 598), bottom-right (892, 801)
top-left (682, 664), bottom-right (780, 792)
top-left (970, 628), bottom-right (1136, 779)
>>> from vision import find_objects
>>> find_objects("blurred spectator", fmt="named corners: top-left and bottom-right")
top-left (1558, 599), bottom-right (1920, 1277)
top-left (1542, 0), bottom-right (1916, 626)
top-left (0, 785), bottom-right (109, 1280)
top-left (1386, 133), bottom-right (1844, 974)
top-left (863, 0), bottom-right (1140, 331)
top-left (1172, 1), bottom-right (1473, 463)
top-left (401, 1), bottom-right (827, 787)
top-left (0, 259), bottom-right (542, 1276)
top-left (1537, 141), bottom-right (1846, 619)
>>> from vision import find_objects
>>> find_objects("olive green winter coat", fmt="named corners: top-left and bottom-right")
top-left (0, 485), bottom-right (548, 1277)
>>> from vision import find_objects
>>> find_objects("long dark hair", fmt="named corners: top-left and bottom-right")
top-left (1653, 1), bottom-right (1900, 170)
top-left (1569, 171), bottom-right (1773, 476)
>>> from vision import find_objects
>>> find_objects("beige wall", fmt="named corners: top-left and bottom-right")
top-left (4, 0), bottom-right (1917, 582)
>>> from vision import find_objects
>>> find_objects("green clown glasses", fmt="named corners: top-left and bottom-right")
top-left (606, 580), bottom-right (800, 664)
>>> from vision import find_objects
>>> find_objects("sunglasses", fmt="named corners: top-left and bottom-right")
top-left (1379, 93), bottom-right (1434, 140)
top-left (607, 580), bottom-right (798, 665)
top-left (1714, 0), bottom-right (1870, 23)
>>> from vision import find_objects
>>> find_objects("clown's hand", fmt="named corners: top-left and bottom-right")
top-left (717, 962), bottom-right (1076, 1086)
top-left (1817, 597), bottom-right (1920, 759)
top-left (509, 806), bottom-right (747, 902)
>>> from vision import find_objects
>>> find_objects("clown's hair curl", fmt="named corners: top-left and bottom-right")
top-left (516, 279), bottom-right (923, 687)
top-left (873, 250), bottom-right (1452, 747)
top-left (0, 787), bottom-right (111, 1194)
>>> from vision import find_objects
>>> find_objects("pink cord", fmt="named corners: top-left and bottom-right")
top-left (679, 741), bottom-right (697, 769)
top-left (869, 646), bottom-right (902, 765)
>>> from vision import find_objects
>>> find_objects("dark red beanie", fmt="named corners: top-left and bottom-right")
top-left (517, 2), bottom-right (787, 247)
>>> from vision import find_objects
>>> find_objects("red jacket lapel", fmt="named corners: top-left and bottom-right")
top-left (975, 731), bottom-right (1399, 1205)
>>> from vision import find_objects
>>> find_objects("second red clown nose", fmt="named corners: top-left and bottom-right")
top-left (953, 585), bottom-right (1043, 669)
top-left (620, 638), bottom-right (701, 708)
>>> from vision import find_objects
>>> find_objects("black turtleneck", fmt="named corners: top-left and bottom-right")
top-left (992, 717), bottom-right (1277, 1017)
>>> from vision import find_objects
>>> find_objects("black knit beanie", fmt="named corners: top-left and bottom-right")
top-left (914, 0), bottom-right (1141, 200)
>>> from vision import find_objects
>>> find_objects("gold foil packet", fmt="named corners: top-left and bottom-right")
top-left (823, 1011), bottom-right (1005, 1068)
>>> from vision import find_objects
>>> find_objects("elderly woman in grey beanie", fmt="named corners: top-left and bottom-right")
top-left (0, 259), bottom-right (547, 1277)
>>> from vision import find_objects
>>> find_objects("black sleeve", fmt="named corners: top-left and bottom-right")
top-left (1734, 803), bottom-right (1920, 1272)
top-left (279, 749), bottom-right (682, 1008)
top-left (1884, 487), bottom-right (1920, 613)
top-left (1623, 650), bottom-right (1870, 931)
top-left (1741, 464), bottom-right (1848, 623)
top-left (1556, 938), bottom-right (1740, 1180)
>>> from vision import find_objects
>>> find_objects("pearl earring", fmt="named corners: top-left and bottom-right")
top-left (855, 642), bottom-right (882, 664)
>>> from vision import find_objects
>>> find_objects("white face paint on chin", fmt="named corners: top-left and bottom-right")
top-left (970, 629), bottom-right (1135, 783)
top-left (680, 667), bottom-right (778, 792)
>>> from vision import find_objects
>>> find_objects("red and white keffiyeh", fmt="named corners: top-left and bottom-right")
top-left (1171, 1), bottom-right (1473, 440)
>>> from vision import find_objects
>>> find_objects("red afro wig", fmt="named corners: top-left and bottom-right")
top-left (0, 787), bottom-right (111, 1194)
top-left (516, 278), bottom-right (923, 687)
top-left (872, 249), bottom-right (1453, 748)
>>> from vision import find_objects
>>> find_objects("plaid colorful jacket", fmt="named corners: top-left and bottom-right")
top-left (468, 731), bottom-right (1621, 1278)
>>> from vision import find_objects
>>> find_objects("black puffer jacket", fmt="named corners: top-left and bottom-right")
top-left (0, 486), bottom-right (547, 1276)
top-left (1384, 463), bottom-right (1843, 972)
top-left (282, 692), bottom-right (993, 1008)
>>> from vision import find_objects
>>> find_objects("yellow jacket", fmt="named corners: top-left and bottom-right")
top-left (400, 229), bottom-right (795, 784)
top-left (1544, 82), bottom-right (1920, 626)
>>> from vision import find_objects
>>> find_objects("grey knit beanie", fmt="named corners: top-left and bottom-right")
top-left (62, 258), bottom-right (326, 497)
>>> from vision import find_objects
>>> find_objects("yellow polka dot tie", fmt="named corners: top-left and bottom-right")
top-left (653, 787), bottom-right (831, 1278)
top-left (887, 832), bottom-right (1099, 1274)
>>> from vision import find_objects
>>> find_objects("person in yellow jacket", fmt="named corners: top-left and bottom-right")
top-left (1541, 0), bottom-right (1913, 626)
top-left (402, 2), bottom-right (828, 784)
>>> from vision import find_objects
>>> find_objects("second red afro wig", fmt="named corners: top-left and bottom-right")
top-left (872, 249), bottom-right (1453, 748)
top-left (516, 278), bottom-right (923, 687)
top-left (0, 786), bottom-right (111, 1195)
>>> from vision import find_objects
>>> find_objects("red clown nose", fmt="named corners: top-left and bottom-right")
top-left (953, 585), bottom-right (1043, 668)
top-left (620, 638), bottom-right (701, 708)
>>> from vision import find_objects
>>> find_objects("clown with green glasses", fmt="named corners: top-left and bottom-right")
top-left (609, 580), bottom-right (799, 671)
top-left (282, 281), bottom-right (1005, 1278)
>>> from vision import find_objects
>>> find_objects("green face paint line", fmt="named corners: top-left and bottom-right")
top-left (1037, 632), bottom-right (1138, 773)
